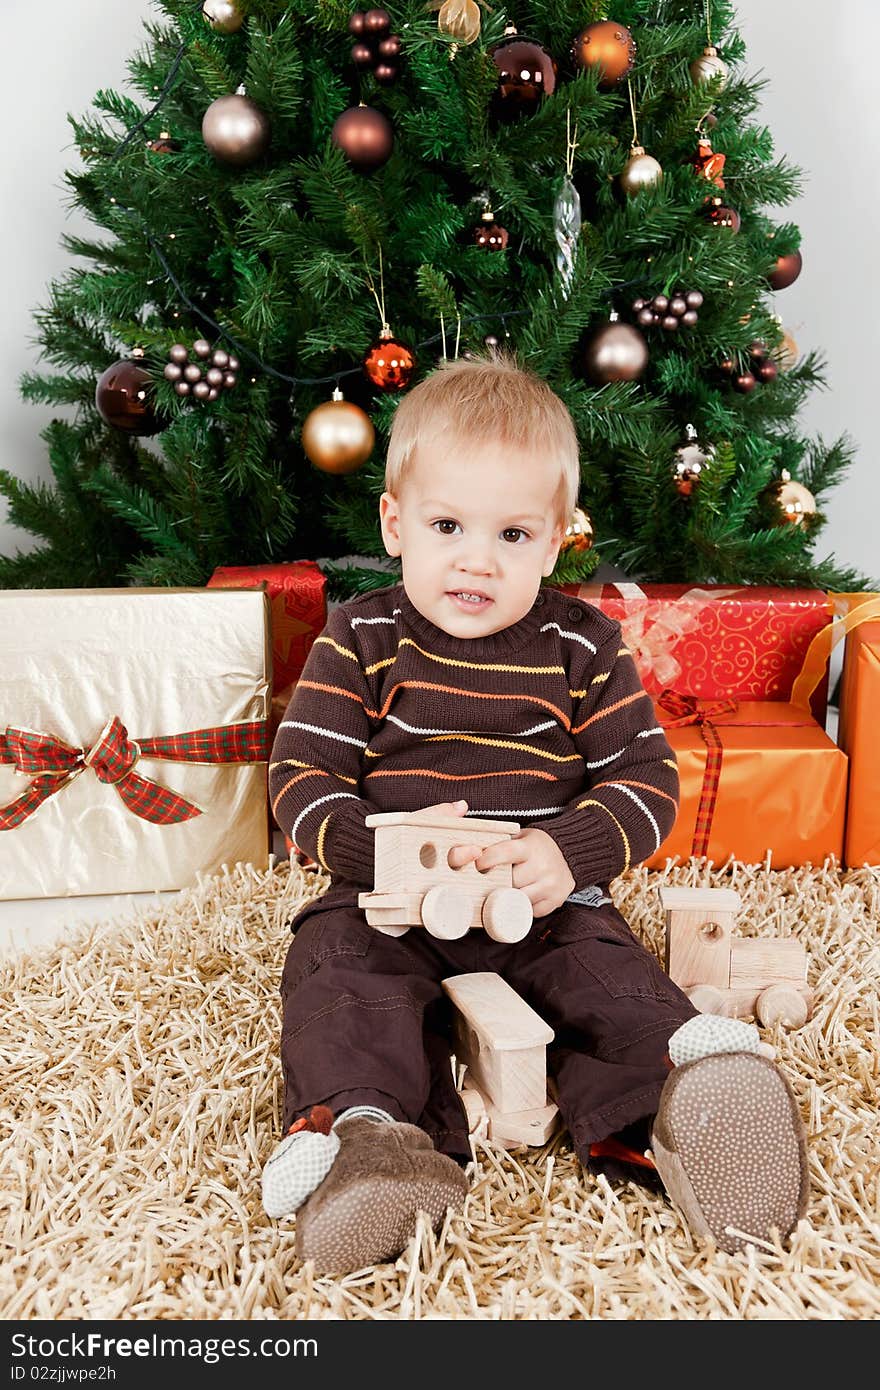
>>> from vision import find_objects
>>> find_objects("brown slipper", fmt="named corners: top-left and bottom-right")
top-left (651, 1052), bottom-right (809, 1255)
top-left (294, 1116), bottom-right (469, 1275)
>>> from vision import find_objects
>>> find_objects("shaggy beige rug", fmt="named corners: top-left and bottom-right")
top-left (2, 855), bottom-right (878, 1321)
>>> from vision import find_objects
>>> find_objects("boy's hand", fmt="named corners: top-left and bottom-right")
top-left (417, 798), bottom-right (471, 820)
top-left (448, 827), bottom-right (575, 919)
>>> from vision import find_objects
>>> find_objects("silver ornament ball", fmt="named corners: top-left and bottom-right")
top-left (620, 146), bottom-right (663, 197)
top-left (201, 1), bottom-right (244, 35)
top-left (202, 92), bottom-right (270, 167)
top-left (690, 45), bottom-right (729, 88)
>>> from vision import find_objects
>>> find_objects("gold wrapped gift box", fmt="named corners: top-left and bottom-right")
top-left (0, 589), bottom-right (271, 899)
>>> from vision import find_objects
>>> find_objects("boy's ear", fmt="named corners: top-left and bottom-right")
top-left (379, 491), bottom-right (402, 557)
top-left (541, 522), bottom-right (565, 577)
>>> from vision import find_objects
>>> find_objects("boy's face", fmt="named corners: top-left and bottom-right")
top-left (379, 432), bottom-right (565, 640)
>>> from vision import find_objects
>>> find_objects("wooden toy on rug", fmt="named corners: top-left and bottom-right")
top-left (442, 972), bottom-right (560, 1149)
top-left (358, 811), bottom-right (533, 942)
top-left (659, 886), bottom-right (813, 1028)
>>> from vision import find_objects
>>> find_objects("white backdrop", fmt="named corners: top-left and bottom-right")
top-left (2, 1), bottom-right (877, 582)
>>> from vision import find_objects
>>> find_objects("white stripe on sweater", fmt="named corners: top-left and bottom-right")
top-left (385, 713), bottom-right (558, 738)
top-left (292, 791), bottom-right (360, 843)
top-left (584, 727), bottom-right (664, 770)
top-left (280, 720), bottom-right (368, 750)
top-left (606, 783), bottom-right (661, 849)
top-left (539, 621), bottom-right (598, 653)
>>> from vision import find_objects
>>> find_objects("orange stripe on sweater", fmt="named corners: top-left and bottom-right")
top-left (376, 681), bottom-right (570, 728)
top-left (572, 689), bottom-right (648, 734)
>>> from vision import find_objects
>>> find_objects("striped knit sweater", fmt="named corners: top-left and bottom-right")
top-left (269, 582), bottom-right (679, 895)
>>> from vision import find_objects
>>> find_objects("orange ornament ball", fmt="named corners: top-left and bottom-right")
top-left (363, 330), bottom-right (416, 391)
top-left (571, 19), bottom-right (636, 87)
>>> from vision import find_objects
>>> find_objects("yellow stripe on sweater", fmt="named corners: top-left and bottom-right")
top-left (575, 799), bottom-right (631, 871)
top-left (364, 733), bottom-right (581, 762)
top-left (316, 814), bottom-right (332, 872)
top-left (395, 637), bottom-right (565, 676)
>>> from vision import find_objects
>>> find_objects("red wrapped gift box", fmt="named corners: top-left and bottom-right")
top-left (207, 560), bottom-right (326, 695)
top-left (556, 582), bottom-right (832, 721)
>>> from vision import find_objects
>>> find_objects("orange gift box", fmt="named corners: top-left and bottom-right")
top-left (836, 597), bottom-right (880, 866)
top-left (646, 699), bottom-right (847, 869)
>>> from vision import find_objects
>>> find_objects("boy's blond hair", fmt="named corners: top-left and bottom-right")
top-left (385, 352), bottom-right (580, 528)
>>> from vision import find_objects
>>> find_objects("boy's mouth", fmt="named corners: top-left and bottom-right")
top-left (447, 590), bottom-right (492, 611)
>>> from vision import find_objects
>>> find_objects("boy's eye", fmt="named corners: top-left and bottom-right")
top-left (502, 528), bottom-right (528, 544)
top-left (432, 519), bottom-right (460, 535)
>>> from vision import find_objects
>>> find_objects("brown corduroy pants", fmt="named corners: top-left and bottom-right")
top-left (279, 892), bottom-right (696, 1170)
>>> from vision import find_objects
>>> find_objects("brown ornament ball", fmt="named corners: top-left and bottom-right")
top-left (572, 19), bottom-right (636, 86)
top-left (755, 360), bottom-right (779, 384)
top-left (706, 200), bottom-right (741, 231)
top-left (331, 104), bottom-right (393, 172)
top-left (301, 392), bottom-right (375, 474)
top-left (473, 214), bottom-right (508, 250)
top-left (147, 131), bottom-right (178, 154)
top-left (584, 318), bottom-right (649, 384)
top-left (373, 63), bottom-right (398, 85)
top-left (363, 331), bottom-right (416, 391)
top-left (351, 42), bottom-right (373, 65)
top-left (732, 372), bottom-right (757, 393)
top-left (490, 33), bottom-right (557, 119)
top-left (349, 12), bottom-right (366, 35)
top-left (202, 92), bottom-right (270, 166)
top-left (364, 8), bottom-right (391, 33)
top-left (95, 359), bottom-right (161, 435)
top-left (378, 35), bottom-right (401, 58)
top-left (193, 339), bottom-right (212, 359)
top-left (767, 249), bottom-right (803, 290)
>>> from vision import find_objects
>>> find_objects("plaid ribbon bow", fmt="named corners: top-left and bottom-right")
top-left (657, 690), bottom-right (738, 858)
top-left (0, 716), bottom-right (268, 831)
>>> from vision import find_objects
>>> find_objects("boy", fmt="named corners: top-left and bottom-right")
top-left (263, 354), bottom-right (808, 1274)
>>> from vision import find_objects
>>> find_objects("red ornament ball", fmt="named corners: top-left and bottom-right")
top-left (95, 359), bottom-right (162, 435)
top-left (331, 104), bottom-right (393, 171)
top-left (767, 248), bottom-right (803, 290)
top-left (571, 19), bottom-right (636, 87)
top-left (363, 331), bottom-right (416, 391)
top-left (473, 215), bottom-right (508, 250)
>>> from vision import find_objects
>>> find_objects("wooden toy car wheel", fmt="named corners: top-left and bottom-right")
top-left (685, 984), bottom-right (729, 1016)
top-left (755, 983), bottom-right (810, 1029)
top-left (481, 887), bottom-right (533, 943)
top-left (420, 884), bottom-right (472, 939)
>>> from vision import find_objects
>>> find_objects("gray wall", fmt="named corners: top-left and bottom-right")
top-left (2, 2), bottom-right (877, 582)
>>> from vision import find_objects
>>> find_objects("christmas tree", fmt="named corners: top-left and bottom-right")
top-left (0, 0), bottom-right (867, 596)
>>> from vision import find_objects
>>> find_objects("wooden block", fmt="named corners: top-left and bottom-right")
top-left (729, 938), bottom-right (807, 990)
top-left (665, 916), bottom-right (734, 990)
top-left (485, 1098), bottom-right (560, 1148)
top-left (659, 887), bottom-right (741, 915)
top-left (459, 1081), bottom-right (488, 1133)
top-left (443, 972), bottom-right (552, 1114)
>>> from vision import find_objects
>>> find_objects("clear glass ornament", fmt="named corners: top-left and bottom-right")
top-left (554, 175), bottom-right (581, 297)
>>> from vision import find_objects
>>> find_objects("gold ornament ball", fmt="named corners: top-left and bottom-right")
top-left (673, 436), bottom-right (714, 497)
top-left (201, 0), bottom-right (244, 35)
top-left (301, 393), bottom-right (375, 474)
top-left (437, 0), bottom-right (481, 45)
top-left (776, 329), bottom-right (799, 371)
top-left (561, 506), bottom-right (594, 552)
top-left (571, 19), bottom-right (636, 86)
top-left (689, 45), bottom-right (729, 87)
top-left (584, 318), bottom-right (649, 384)
top-left (202, 92), bottom-right (270, 165)
top-left (772, 470), bottom-right (816, 527)
top-left (620, 146), bottom-right (663, 197)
